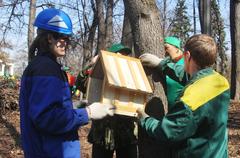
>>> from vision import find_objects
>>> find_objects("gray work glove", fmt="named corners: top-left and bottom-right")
top-left (136, 107), bottom-right (150, 120)
top-left (140, 53), bottom-right (163, 68)
top-left (87, 102), bottom-right (116, 120)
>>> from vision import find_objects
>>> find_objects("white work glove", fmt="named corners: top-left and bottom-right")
top-left (136, 107), bottom-right (150, 120)
top-left (139, 53), bottom-right (163, 68)
top-left (87, 102), bottom-right (116, 120)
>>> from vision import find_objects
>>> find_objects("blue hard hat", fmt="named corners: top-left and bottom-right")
top-left (34, 8), bottom-right (73, 35)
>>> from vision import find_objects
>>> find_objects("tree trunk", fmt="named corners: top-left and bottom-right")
top-left (162, 0), bottom-right (167, 36)
top-left (198, 0), bottom-right (211, 35)
top-left (28, 0), bottom-right (36, 62)
top-left (83, 0), bottom-right (98, 66)
top-left (121, 10), bottom-right (133, 51)
top-left (193, 0), bottom-right (196, 34)
top-left (123, 0), bottom-right (168, 157)
top-left (105, 0), bottom-right (113, 48)
top-left (230, 0), bottom-right (240, 100)
top-left (96, 0), bottom-right (106, 53)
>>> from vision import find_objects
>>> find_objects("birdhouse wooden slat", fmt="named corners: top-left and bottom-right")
top-left (86, 50), bottom-right (152, 117)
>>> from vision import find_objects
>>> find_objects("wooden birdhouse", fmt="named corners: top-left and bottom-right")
top-left (86, 50), bottom-right (153, 117)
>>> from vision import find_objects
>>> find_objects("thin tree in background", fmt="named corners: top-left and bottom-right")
top-left (105, 0), bottom-right (114, 48)
top-left (28, 0), bottom-right (36, 62)
top-left (193, 0), bottom-right (196, 34)
top-left (95, 0), bottom-right (115, 53)
top-left (198, 0), bottom-right (211, 35)
top-left (211, 0), bottom-right (228, 76)
top-left (0, 1), bottom-right (27, 45)
top-left (230, 0), bottom-right (240, 100)
top-left (157, 0), bottom-right (176, 37)
top-left (78, 0), bottom-right (98, 67)
top-left (162, 0), bottom-right (167, 36)
top-left (121, 10), bottom-right (133, 50)
top-left (171, 0), bottom-right (192, 45)
top-left (96, 0), bottom-right (106, 53)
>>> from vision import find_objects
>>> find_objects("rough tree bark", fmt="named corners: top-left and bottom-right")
top-left (162, 0), bottom-right (167, 36)
top-left (96, 0), bottom-right (106, 53)
top-left (95, 0), bottom-right (114, 53)
top-left (121, 10), bottom-right (133, 51)
top-left (28, 0), bottom-right (36, 62)
top-left (105, 0), bottom-right (113, 48)
top-left (230, 0), bottom-right (240, 100)
top-left (123, 0), bottom-right (168, 157)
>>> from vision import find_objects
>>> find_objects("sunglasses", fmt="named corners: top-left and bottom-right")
top-left (51, 32), bottom-right (71, 42)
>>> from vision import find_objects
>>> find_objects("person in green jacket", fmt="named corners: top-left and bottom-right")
top-left (138, 36), bottom-right (184, 158)
top-left (140, 36), bottom-right (184, 110)
top-left (164, 37), bottom-right (185, 109)
top-left (137, 34), bottom-right (230, 158)
top-left (75, 43), bottom-right (138, 158)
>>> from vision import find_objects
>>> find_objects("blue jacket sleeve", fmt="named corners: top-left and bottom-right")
top-left (28, 75), bottom-right (89, 135)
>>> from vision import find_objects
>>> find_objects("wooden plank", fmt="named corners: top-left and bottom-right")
top-left (136, 61), bottom-right (153, 93)
top-left (128, 60), bottom-right (142, 91)
top-left (114, 57), bottom-right (127, 88)
top-left (114, 101), bottom-right (143, 117)
top-left (101, 50), bottom-right (140, 62)
top-left (118, 58), bottom-right (136, 89)
top-left (114, 87), bottom-right (120, 105)
top-left (86, 77), bottom-right (103, 103)
top-left (100, 51), bottom-right (117, 85)
top-left (114, 90), bottom-right (145, 117)
top-left (100, 50), bottom-right (152, 93)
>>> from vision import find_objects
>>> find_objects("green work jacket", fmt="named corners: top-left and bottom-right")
top-left (140, 68), bottom-right (230, 158)
top-left (159, 57), bottom-right (185, 110)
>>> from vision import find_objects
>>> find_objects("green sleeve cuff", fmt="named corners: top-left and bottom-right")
top-left (158, 56), bottom-right (172, 71)
top-left (140, 116), bottom-right (149, 127)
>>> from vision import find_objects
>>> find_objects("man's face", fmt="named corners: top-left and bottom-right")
top-left (48, 33), bottom-right (70, 57)
top-left (164, 44), bottom-right (179, 57)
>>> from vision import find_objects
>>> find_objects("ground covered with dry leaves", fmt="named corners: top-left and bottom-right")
top-left (0, 78), bottom-right (239, 157)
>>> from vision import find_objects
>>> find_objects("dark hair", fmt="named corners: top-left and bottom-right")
top-left (184, 34), bottom-right (217, 68)
top-left (29, 29), bottom-right (51, 61)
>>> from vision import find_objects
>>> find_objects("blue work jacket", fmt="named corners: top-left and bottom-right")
top-left (19, 52), bottom-right (89, 158)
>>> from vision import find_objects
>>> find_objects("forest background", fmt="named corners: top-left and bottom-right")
top-left (0, 0), bottom-right (239, 157)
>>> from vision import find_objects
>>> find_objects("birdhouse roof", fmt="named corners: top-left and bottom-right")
top-left (92, 50), bottom-right (152, 94)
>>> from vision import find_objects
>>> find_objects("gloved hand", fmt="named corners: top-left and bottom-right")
top-left (136, 107), bottom-right (149, 120)
top-left (87, 102), bottom-right (116, 120)
top-left (139, 53), bottom-right (163, 68)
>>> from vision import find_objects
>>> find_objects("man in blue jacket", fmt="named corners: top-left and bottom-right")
top-left (19, 8), bottom-right (114, 158)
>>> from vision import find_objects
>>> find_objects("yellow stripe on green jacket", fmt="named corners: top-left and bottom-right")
top-left (140, 68), bottom-right (230, 158)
